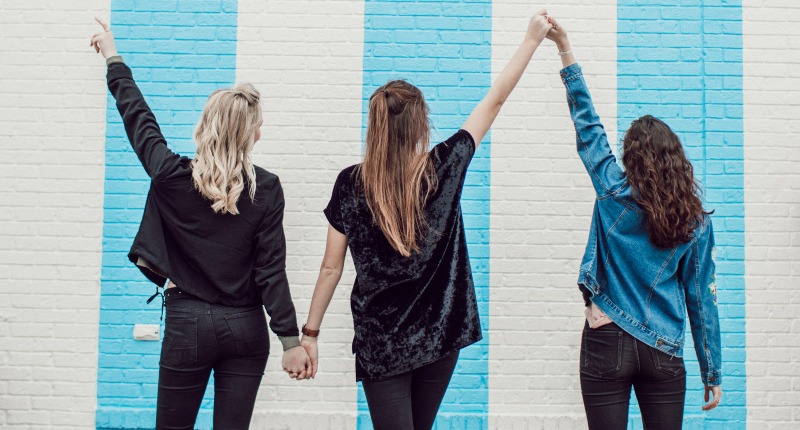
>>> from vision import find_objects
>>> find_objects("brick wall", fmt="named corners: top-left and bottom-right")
top-left (236, 0), bottom-right (365, 426)
top-left (743, 0), bottom-right (800, 428)
top-left (0, 1), bottom-right (109, 428)
top-left (489, 1), bottom-right (617, 427)
top-left (1, 0), bottom-right (799, 428)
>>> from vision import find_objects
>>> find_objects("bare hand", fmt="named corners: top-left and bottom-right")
top-left (702, 385), bottom-right (722, 411)
top-left (526, 10), bottom-right (553, 44)
top-left (300, 336), bottom-right (319, 379)
top-left (282, 346), bottom-right (311, 381)
top-left (545, 15), bottom-right (569, 48)
top-left (89, 17), bottom-right (119, 59)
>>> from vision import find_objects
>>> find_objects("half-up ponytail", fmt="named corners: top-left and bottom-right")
top-left (362, 80), bottom-right (437, 257)
top-left (191, 83), bottom-right (262, 215)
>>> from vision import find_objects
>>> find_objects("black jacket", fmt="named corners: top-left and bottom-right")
top-left (107, 61), bottom-right (299, 339)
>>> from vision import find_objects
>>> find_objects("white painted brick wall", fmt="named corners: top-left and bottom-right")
top-left (0, 1), bottom-right (109, 428)
top-left (744, 1), bottom-right (800, 428)
top-left (488, 1), bottom-right (617, 427)
top-left (236, 0), bottom-right (365, 425)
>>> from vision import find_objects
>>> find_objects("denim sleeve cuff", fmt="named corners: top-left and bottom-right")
top-left (703, 370), bottom-right (722, 386)
top-left (279, 335), bottom-right (301, 351)
top-left (559, 63), bottom-right (583, 83)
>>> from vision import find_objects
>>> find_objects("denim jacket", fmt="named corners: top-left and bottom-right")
top-left (561, 64), bottom-right (722, 386)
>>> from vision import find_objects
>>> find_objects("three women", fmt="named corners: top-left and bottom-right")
top-left (93, 9), bottom-right (722, 430)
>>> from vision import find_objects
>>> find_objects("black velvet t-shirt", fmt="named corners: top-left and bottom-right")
top-left (324, 129), bottom-right (482, 381)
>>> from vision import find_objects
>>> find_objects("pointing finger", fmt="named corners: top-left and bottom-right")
top-left (95, 17), bottom-right (110, 32)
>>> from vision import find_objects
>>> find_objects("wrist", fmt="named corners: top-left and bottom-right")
top-left (556, 40), bottom-right (571, 52)
top-left (105, 55), bottom-right (124, 66)
top-left (301, 324), bottom-right (320, 338)
top-left (278, 335), bottom-right (301, 351)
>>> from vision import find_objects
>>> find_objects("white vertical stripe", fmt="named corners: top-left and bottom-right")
top-left (489, 1), bottom-right (617, 427)
top-left (0, 0), bottom-right (109, 427)
top-left (236, 0), bottom-right (364, 425)
top-left (743, 0), bottom-right (800, 426)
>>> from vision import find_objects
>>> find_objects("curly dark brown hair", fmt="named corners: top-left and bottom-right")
top-left (621, 115), bottom-right (712, 249)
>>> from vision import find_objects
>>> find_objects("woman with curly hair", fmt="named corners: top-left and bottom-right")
top-left (545, 16), bottom-right (723, 430)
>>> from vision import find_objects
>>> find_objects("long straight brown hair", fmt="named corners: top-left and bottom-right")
top-left (361, 80), bottom-right (437, 257)
top-left (621, 115), bottom-right (712, 248)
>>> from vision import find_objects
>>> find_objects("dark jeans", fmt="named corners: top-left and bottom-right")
top-left (580, 322), bottom-right (686, 430)
top-left (156, 288), bottom-right (269, 430)
top-left (362, 351), bottom-right (459, 430)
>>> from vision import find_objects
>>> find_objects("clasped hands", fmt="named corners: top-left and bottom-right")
top-left (281, 336), bottom-right (319, 381)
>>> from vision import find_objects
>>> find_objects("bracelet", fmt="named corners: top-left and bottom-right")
top-left (302, 324), bottom-right (320, 337)
top-left (558, 50), bottom-right (573, 57)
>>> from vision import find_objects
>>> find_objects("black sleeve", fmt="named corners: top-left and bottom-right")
top-left (323, 171), bottom-right (347, 234)
top-left (430, 129), bottom-right (476, 184)
top-left (253, 178), bottom-right (299, 337)
top-left (107, 62), bottom-right (183, 180)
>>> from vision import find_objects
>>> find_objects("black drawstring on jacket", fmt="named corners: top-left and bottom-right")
top-left (146, 286), bottom-right (165, 321)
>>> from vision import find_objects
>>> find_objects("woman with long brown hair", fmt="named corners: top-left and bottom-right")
top-left (545, 17), bottom-right (723, 430)
top-left (297, 10), bottom-right (554, 430)
top-left (91, 19), bottom-right (309, 429)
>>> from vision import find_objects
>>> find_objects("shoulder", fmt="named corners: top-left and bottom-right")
top-left (430, 129), bottom-right (475, 169)
top-left (451, 129), bottom-right (475, 147)
top-left (335, 164), bottom-right (360, 187)
top-left (438, 129), bottom-right (474, 151)
top-left (253, 165), bottom-right (282, 197)
top-left (696, 214), bottom-right (714, 237)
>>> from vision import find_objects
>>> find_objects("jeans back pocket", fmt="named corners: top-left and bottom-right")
top-left (649, 347), bottom-right (685, 377)
top-left (581, 328), bottom-right (624, 377)
top-left (225, 309), bottom-right (269, 359)
top-left (160, 317), bottom-right (198, 369)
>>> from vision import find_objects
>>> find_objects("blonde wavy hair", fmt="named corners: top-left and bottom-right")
top-left (191, 83), bottom-right (262, 215)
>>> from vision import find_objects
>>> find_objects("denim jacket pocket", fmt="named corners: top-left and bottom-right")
top-left (225, 308), bottom-right (269, 358)
top-left (160, 317), bottom-right (198, 369)
top-left (581, 328), bottom-right (624, 377)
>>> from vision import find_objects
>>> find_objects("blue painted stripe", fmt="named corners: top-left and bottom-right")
top-left (617, 1), bottom-right (745, 428)
top-left (359, 1), bottom-right (492, 428)
top-left (96, 1), bottom-right (239, 428)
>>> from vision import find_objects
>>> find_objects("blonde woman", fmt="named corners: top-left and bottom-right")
top-left (91, 19), bottom-right (309, 429)
top-left (299, 11), bottom-right (553, 430)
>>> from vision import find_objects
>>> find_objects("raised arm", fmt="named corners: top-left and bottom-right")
top-left (91, 18), bottom-right (182, 180)
top-left (547, 17), bottom-right (625, 197)
top-left (461, 9), bottom-right (553, 147)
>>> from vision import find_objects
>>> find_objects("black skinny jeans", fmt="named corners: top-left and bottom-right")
top-left (362, 351), bottom-right (459, 430)
top-left (580, 322), bottom-right (686, 430)
top-left (156, 288), bottom-right (269, 430)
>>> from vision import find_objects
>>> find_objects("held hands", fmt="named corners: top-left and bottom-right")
top-left (702, 385), bottom-right (723, 411)
top-left (282, 345), bottom-right (312, 381)
top-left (525, 10), bottom-right (553, 44)
top-left (300, 336), bottom-right (319, 379)
top-left (89, 17), bottom-right (118, 59)
top-left (544, 15), bottom-right (569, 50)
